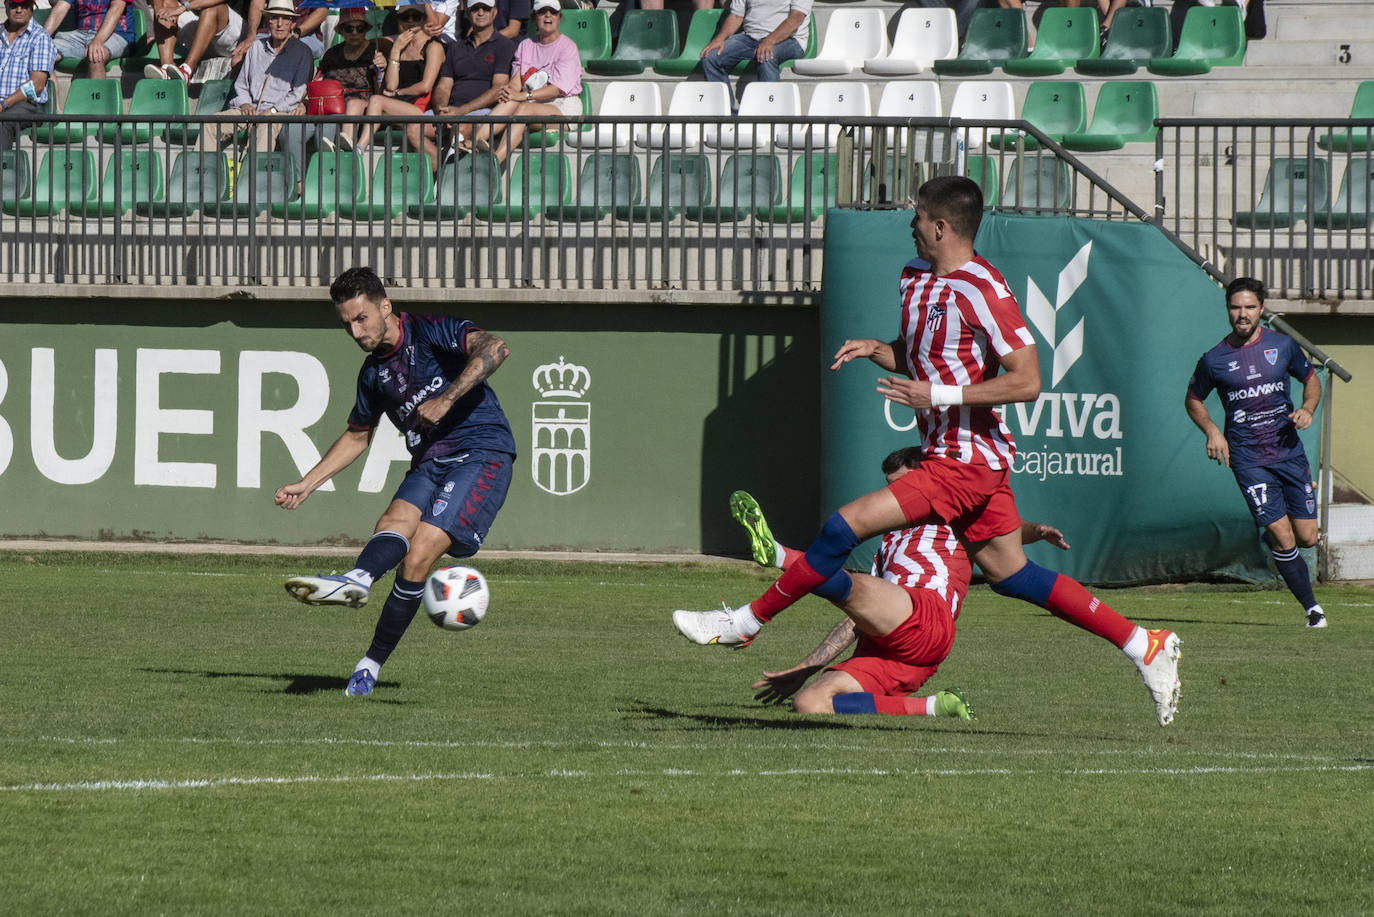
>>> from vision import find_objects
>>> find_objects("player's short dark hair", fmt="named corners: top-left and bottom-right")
top-left (917, 175), bottom-right (984, 240)
top-left (881, 447), bottom-right (924, 476)
top-left (1225, 276), bottom-right (1266, 306)
top-left (331, 267), bottom-right (387, 305)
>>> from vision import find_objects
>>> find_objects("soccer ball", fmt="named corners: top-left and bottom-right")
top-left (422, 566), bottom-right (490, 631)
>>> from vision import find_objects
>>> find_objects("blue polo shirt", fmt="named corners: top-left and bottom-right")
top-left (438, 27), bottom-right (516, 107)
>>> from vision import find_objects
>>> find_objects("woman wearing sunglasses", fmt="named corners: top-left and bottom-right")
top-left (280, 6), bottom-right (379, 167)
top-left (343, 0), bottom-right (444, 156)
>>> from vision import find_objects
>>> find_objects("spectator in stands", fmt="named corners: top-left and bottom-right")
top-left (233, 0), bottom-right (328, 61)
top-left (145, 0), bottom-right (249, 81)
top-left (0, 0), bottom-right (56, 151)
top-left (197, 0), bottom-right (310, 158)
top-left (280, 6), bottom-right (380, 176)
top-left (344, 0), bottom-right (445, 153)
top-left (427, 0), bottom-right (516, 170)
top-left (487, 0), bottom-right (528, 42)
top-left (699, 0), bottom-right (810, 109)
top-left (639, 0), bottom-right (718, 12)
top-left (467, 0), bottom-right (581, 164)
top-left (44, 0), bottom-right (136, 79)
top-left (416, 0), bottom-right (456, 43)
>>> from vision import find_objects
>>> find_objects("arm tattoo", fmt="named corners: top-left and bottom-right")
top-left (798, 619), bottom-right (858, 669)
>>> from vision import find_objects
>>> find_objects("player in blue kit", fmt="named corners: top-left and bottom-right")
top-left (1185, 277), bottom-right (1326, 628)
top-left (275, 267), bottom-right (517, 695)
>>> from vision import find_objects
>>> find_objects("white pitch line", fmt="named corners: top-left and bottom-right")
top-left (4, 763), bottom-right (1371, 795)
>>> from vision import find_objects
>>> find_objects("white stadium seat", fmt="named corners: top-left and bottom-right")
top-left (636, 81), bottom-right (732, 151)
top-left (793, 8), bottom-right (889, 77)
top-left (776, 82), bottom-right (871, 151)
top-left (864, 7), bottom-right (959, 77)
top-left (706, 82), bottom-right (803, 150)
top-left (571, 81), bottom-right (663, 150)
top-left (950, 81), bottom-right (1015, 151)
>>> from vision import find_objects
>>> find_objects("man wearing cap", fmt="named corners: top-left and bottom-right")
top-left (425, 0), bottom-right (515, 168)
top-left (0, 0), bottom-right (56, 151)
top-left (232, 0), bottom-right (328, 62)
top-left (43, 0), bottom-right (137, 80)
top-left (145, 0), bottom-right (251, 82)
top-left (700, 0), bottom-right (810, 107)
top-left (199, 0), bottom-right (311, 155)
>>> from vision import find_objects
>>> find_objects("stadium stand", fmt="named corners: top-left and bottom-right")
top-left (933, 7), bottom-right (1028, 76)
top-left (584, 10), bottom-right (679, 77)
top-left (791, 7), bottom-right (887, 77)
top-left (571, 81), bottom-right (662, 150)
top-left (1076, 5), bottom-right (1170, 75)
top-left (1003, 6), bottom-right (1100, 77)
top-left (652, 8), bottom-right (722, 76)
top-left (862, 6), bottom-right (958, 77)
top-left (1233, 157), bottom-right (1331, 230)
top-left (1148, 3), bottom-right (1247, 75)
top-left (988, 80), bottom-right (1087, 151)
top-left (1060, 81), bottom-right (1158, 151)
top-left (1318, 81), bottom-right (1374, 153)
top-left (95, 148), bottom-right (163, 216)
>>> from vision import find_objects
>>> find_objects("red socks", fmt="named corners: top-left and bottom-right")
top-left (1045, 574), bottom-right (1136, 648)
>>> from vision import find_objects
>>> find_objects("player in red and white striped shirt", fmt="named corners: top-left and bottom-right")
top-left (675, 176), bottom-right (1182, 726)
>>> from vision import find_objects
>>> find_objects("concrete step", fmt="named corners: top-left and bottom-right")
top-left (1243, 38), bottom-right (1374, 69)
top-left (1323, 504), bottom-right (1374, 582)
top-left (1273, 11), bottom-right (1374, 43)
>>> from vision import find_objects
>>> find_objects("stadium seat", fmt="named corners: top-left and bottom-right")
top-left (760, 152), bottom-right (836, 223)
top-left (792, 7), bottom-right (887, 77)
top-left (135, 151), bottom-right (227, 217)
top-left (1060, 82), bottom-right (1158, 151)
top-left (1003, 7), bottom-right (1100, 76)
top-left (1004, 156), bottom-right (1073, 211)
top-left (480, 150), bottom-right (573, 221)
top-left (1317, 82), bottom-right (1374, 153)
top-left (863, 7), bottom-right (958, 77)
top-left (32, 77), bottom-right (120, 143)
top-left (527, 84), bottom-right (592, 148)
top-left (617, 151), bottom-right (711, 221)
top-left (688, 152), bottom-right (781, 222)
top-left (166, 79), bottom-right (233, 145)
top-left (652, 8), bottom-right (723, 76)
top-left (570, 81), bottom-right (662, 150)
top-left (862, 150), bottom-right (919, 206)
top-left (547, 152), bottom-right (642, 221)
top-left (584, 10), bottom-right (679, 76)
top-left (274, 151), bottom-right (366, 219)
top-left (559, 9), bottom-right (613, 64)
top-left (989, 81), bottom-right (1087, 151)
top-left (211, 151), bottom-right (297, 217)
top-left (96, 149), bottom-right (165, 217)
top-left (635, 81), bottom-right (732, 151)
top-left (1233, 157), bottom-right (1330, 230)
top-left (966, 154), bottom-right (1000, 207)
top-left (774, 82), bottom-right (870, 152)
top-left (410, 152), bottom-right (502, 220)
top-left (1148, 5), bottom-right (1245, 76)
top-left (705, 82), bottom-right (801, 150)
top-left (932, 8), bottom-right (1027, 76)
top-left (340, 152), bottom-right (433, 220)
top-left (1076, 6), bottom-right (1169, 75)
top-left (105, 79), bottom-right (190, 145)
top-left (949, 81), bottom-right (1015, 151)
top-left (2, 148), bottom-right (98, 216)
top-left (0, 150), bottom-right (31, 206)
top-left (1315, 159), bottom-right (1374, 230)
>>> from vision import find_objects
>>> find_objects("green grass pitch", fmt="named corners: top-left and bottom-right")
top-left (2, 551), bottom-right (1372, 916)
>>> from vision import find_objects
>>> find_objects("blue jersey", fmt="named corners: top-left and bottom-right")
top-left (1187, 327), bottom-right (1314, 470)
top-left (347, 312), bottom-right (516, 466)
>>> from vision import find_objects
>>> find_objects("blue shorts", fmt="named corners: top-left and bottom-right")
top-left (53, 29), bottom-right (130, 62)
top-left (393, 450), bottom-right (514, 557)
top-left (1232, 455), bottom-right (1316, 528)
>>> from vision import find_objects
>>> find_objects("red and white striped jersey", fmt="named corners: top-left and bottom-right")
top-left (870, 523), bottom-right (972, 620)
top-left (897, 255), bottom-right (1036, 468)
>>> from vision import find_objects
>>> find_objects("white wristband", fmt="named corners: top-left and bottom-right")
top-left (929, 383), bottom-right (964, 406)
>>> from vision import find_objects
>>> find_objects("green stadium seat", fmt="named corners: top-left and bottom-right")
top-left (1148, 5), bottom-right (1244, 75)
top-left (1004, 7), bottom-right (1099, 76)
top-left (104, 78), bottom-right (189, 144)
top-left (136, 151), bottom-right (228, 217)
top-left (989, 81), bottom-right (1087, 151)
top-left (1075, 7), bottom-right (1169, 76)
top-left (584, 10), bottom-right (679, 77)
top-left (2, 148), bottom-right (98, 216)
top-left (653, 9), bottom-right (723, 77)
top-left (0, 150), bottom-right (32, 207)
top-left (933, 8), bottom-right (1028, 76)
top-left (862, 151), bottom-right (919, 206)
top-left (274, 151), bottom-right (366, 219)
top-left (97, 149), bottom-right (164, 217)
top-left (1234, 158), bottom-right (1330, 230)
top-left (1315, 159), bottom-right (1374, 230)
top-left (340, 152), bottom-right (433, 220)
top-left (688, 152), bottom-right (781, 222)
top-left (547, 152), bottom-right (641, 221)
top-left (479, 151), bottom-right (573, 221)
top-left (165, 79), bottom-right (234, 146)
top-left (760, 153), bottom-right (836, 223)
top-left (33, 77), bottom-right (120, 143)
top-left (211, 151), bottom-right (296, 217)
top-left (1004, 156), bottom-right (1073, 212)
top-left (616, 151), bottom-right (711, 221)
top-left (410, 152), bottom-right (502, 220)
top-left (966, 154), bottom-right (1000, 207)
top-left (1318, 82), bottom-right (1374, 153)
top-left (1061, 82), bottom-right (1158, 152)
top-left (557, 9), bottom-right (613, 64)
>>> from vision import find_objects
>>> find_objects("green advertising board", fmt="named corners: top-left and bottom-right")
top-left (821, 210), bottom-right (1321, 584)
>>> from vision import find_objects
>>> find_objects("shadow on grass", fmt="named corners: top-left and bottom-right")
top-left (630, 702), bottom-right (893, 731)
top-left (139, 667), bottom-right (402, 698)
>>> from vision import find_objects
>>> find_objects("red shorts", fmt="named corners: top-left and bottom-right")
top-left (887, 456), bottom-right (1021, 543)
top-left (829, 587), bottom-right (956, 696)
